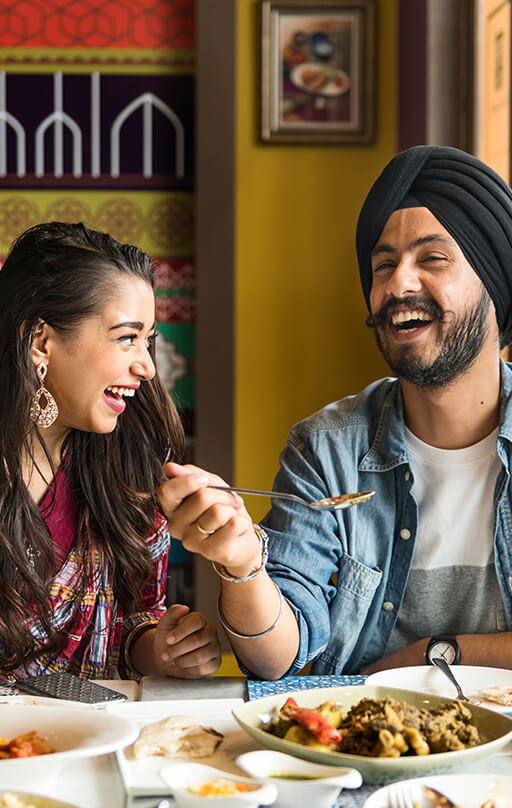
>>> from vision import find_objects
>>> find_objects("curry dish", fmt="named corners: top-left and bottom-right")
top-left (0, 731), bottom-right (54, 759)
top-left (262, 696), bottom-right (483, 758)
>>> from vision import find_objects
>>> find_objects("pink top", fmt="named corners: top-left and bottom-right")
top-left (2, 461), bottom-right (171, 681)
top-left (39, 465), bottom-right (76, 567)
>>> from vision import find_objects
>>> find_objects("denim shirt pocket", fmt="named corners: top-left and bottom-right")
top-left (317, 551), bottom-right (382, 675)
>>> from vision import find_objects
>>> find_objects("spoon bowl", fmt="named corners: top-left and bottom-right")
top-left (207, 486), bottom-right (375, 511)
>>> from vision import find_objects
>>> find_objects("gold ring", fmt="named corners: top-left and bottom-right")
top-left (196, 520), bottom-right (214, 536)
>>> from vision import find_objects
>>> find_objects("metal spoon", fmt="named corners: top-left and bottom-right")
top-left (432, 657), bottom-right (481, 704)
top-left (422, 786), bottom-right (457, 808)
top-left (207, 486), bottom-right (375, 511)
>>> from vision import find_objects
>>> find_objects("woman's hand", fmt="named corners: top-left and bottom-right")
top-left (158, 462), bottom-right (262, 577)
top-left (152, 604), bottom-right (222, 678)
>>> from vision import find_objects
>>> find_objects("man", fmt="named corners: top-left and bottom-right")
top-left (160, 145), bottom-right (512, 679)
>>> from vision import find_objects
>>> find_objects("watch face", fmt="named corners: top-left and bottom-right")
top-left (429, 641), bottom-right (457, 664)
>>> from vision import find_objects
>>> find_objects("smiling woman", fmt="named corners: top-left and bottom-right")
top-left (0, 222), bottom-right (221, 682)
top-left (37, 273), bottom-right (158, 437)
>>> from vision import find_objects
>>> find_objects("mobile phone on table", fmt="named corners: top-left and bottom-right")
top-left (15, 671), bottom-right (128, 706)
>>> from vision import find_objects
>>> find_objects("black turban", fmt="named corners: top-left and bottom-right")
top-left (355, 145), bottom-right (512, 341)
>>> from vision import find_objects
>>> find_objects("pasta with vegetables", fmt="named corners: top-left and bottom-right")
top-left (261, 696), bottom-right (483, 758)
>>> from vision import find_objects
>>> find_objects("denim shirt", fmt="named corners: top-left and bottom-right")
top-left (258, 360), bottom-right (512, 676)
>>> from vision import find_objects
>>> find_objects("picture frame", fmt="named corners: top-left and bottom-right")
top-left (261, 0), bottom-right (376, 144)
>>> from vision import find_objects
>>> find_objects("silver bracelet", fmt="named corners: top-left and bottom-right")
top-left (217, 580), bottom-right (283, 639)
top-left (212, 524), bottom-right (269, 583)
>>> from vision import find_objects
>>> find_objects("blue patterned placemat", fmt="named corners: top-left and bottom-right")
top-left (247, 674), bottom-right (367, 700)
top-left (336, 783), bottom-right (380, 807)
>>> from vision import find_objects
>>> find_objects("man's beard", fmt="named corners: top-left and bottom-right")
top-left (368, 288), bottom-right (491, 388)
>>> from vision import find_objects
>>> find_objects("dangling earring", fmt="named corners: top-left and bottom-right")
top-left (30, 362), bottom-right (58, 428)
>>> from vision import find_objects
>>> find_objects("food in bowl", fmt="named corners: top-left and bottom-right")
top-left (0, 732), bottom-right (54, 759)
top-left (187, 779), bottom-right (251, 797)
top-left (160, 762), bottom-right (278, 807)
top-left (235, 749), bottom-right (362, 808)
top-left (262, 695), bottom-right (483, 757)
top-left (268, 772), bottom-right (325, 779)
top-left (2, 796), bottom-right (36, 808)
top-left (300, 66), bottom-right (330, 91)
top-left (133, 715), bottom-right (224, 759)
top-left (0, 795), bottom-right (77, 808)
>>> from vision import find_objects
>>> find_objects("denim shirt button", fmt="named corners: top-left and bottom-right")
top-left (405, 471), bottom-right (411, 481)
top-left (400, 528), bottom-right (411, 540)
top-left (382, 601), bottom-right (394, 611)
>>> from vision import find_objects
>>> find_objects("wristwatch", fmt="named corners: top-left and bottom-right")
top-left (425, 636), bottom-right (461, 665)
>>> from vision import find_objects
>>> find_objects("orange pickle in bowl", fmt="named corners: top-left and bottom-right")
top-left (187, 779), bottom-right (251, 798)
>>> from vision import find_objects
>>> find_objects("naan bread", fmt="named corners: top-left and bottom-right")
top-left (476, 686), bottom-right (512, 706)
top-left (133, 714), bottom-right (224, 759)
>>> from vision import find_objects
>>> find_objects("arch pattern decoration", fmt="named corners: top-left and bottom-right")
top-left (0, 0), bottom-right (196, 443)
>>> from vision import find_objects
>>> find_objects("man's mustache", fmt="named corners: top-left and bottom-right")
top-left (366, 296), bottom-right (448, 329)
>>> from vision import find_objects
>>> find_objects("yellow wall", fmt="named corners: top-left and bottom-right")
top-left (234, 0), bottom-right (396, 515)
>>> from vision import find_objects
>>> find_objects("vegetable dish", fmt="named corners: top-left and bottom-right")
top-left (262, 696), bottom-right (483, 758)
top-left (0, 731), bottom-right (54, 759)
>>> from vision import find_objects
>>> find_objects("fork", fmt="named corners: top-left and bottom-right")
top-left (207, 485), bottom-right (375, 511)
top-left (387, 781), bottom-right (424, 808)
top-left (432, 657), bottom-right (481, 704)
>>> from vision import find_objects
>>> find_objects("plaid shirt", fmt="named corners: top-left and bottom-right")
top-left (3, 501), bottom-right (169, 682)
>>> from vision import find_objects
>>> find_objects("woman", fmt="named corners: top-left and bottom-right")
top-left (0, 221), bottom-right (221, 681)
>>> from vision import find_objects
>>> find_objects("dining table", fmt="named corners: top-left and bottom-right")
top-left (15, 673), bottom-right (512, 808)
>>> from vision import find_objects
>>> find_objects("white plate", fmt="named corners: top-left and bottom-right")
top-left (0, 703), bottom-right (138, 790)
top-left (232, 685), bottom-right (512, 784)
top-left (290, 62), bottom-right (350, 97)
top-left (106, 699), bottom-right (259, 797)
top-left (364, 773), bottom-right (512, 808)
top-left (365, 666), bottom-right (512, 713)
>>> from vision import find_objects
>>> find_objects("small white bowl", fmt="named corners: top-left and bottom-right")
top-left (235, 749), bottom-right (362, 808)
top-left (160, 762), bottom-right (278, 808)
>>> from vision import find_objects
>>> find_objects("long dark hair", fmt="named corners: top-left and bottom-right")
top-left (0, 221), bottom-right (184, 672)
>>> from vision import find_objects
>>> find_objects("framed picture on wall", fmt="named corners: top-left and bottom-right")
top-left (474, 0), bottom-right (511, 183)
top-left (261, 0), bottom-right (376, 143)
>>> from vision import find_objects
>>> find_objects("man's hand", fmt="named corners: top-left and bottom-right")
top-left (152, 604), bottom-right (222, 678)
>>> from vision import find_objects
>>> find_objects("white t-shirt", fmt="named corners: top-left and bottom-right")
top-left (386, 426), bottom-right (506, 654)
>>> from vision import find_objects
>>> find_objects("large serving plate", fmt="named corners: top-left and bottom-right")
top-left (232, 685), bottom-right (512, 784)
top-left (365, 666), bottom-right (512, 713)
